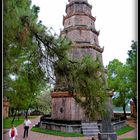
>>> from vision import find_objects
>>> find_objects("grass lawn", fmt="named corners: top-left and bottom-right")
top-left (31, 127), bottom-right (84, 137)
top-left (116, 125), bottom-right (134, 135)
top-left (3, 115), bottom-right (39, 129)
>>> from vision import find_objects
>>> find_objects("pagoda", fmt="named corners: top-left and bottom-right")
top-left (49, 0), bottom-right (116, 138)
top-left (51, 0), bottom-right (104, 121)
top-left (37, 2), bottom-right (119, 139)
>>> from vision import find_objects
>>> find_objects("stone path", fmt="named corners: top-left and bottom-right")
top-left (3, 116), bottom-right (137, 140)
top-left (3, 116), bottom-right (95, 140)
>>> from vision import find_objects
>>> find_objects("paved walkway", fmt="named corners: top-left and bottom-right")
top-left (117, 118), bottom-right (137, 140)
top-left (3, 116), bottom-right (137, 140)
top-left (3, 116), bottom-right (95, 140)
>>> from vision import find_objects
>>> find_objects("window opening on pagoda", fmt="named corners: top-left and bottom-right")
top-left (60, 107), bottom-right (64, 113)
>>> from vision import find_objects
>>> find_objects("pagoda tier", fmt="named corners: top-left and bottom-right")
top-left (60, 0), bottom-right (103, 64)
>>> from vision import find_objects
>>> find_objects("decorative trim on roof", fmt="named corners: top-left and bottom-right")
top-left (63, 13), bottom-right (96, 25)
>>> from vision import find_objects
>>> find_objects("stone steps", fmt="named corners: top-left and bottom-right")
top-left (82, 122), bottom-right (100, 136)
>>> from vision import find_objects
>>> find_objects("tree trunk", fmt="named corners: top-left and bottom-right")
top-left (11, 109), bottom-right (17, 124)
top-left (11, 107), bottom-right (14, 116)
top-left (25, 109), bottom-right (29, 118)
top-left (122, 105), bottom-right (126, 119)
top-left (133, 97), bottom-right (137, 113)
top-left (17, 109), bottom-right (20, 121)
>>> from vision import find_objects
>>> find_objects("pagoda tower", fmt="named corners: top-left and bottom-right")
top-left (50, 1), bottom-right (117, 138)
top-left (61, 0), bottom-right (104, 62)
top-left (51, 0), bottom-right (105, 122)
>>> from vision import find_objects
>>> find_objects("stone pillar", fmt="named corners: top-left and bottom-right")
top-left (98, 96), bottom-right (117, 140)
top-left (108, 90), bottom-right (114, 118)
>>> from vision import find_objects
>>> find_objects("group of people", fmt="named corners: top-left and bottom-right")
top-left (9, 117), bottom-right (31, 140)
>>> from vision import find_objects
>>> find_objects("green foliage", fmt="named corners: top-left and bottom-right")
top-left (116, 125), bottom-right (134, 135)
top-left (3, 0), bottom-right (74, 118)
top-left (3, 0), bottom-right (50, 114)
top-left (33, 91), bottom-right (52, 114)
top-left (107, 59), bottom-right (131, 118)
top-left (31, 127), bottom-right (84, 137)
top-left (126, 41), bottom-right (137, 69)
top-left (73, 56), bottom-right (107, 120)
top-left (126, 41), bottom-right (137, 108)
top-left (107, 41), bottom-right (137, 117)
top-left (54, 55), bottom-right (107, 120)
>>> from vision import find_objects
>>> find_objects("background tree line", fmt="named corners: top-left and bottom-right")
top-left (107, 41), bottom-right (137, 119)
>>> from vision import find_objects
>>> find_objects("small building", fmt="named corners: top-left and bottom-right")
top-left (3, 96), bottom-right (10, 118)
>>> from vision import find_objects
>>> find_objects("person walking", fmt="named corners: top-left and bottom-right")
top-left (23, 117), bottom-right (31, 138)
top-left (9, 124), bottom-right (18, 140)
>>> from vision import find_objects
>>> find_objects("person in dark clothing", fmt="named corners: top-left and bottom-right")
top-left (23, 117), bottom-right (31, 138)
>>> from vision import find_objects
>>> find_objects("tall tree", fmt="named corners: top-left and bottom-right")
top-left (3, 0), bottom-right (47, 120)
top-left (126, 41), bottom-right (137, 111)
top-left (74, 56), bottom-right (108, 120)
top-left (107, 59), bottom-right (131, 119)
top-left (3, 0), bottom-right (108, 122)
top-left (3, 0), bottom-right (72, 120)
top-left (33, 91), bottom-right (52, 115)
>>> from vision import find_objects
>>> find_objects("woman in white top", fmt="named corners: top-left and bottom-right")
top-left (9, 124), bottom-right (18, 140)
top-left (23, 117), bottom-right (31, 138)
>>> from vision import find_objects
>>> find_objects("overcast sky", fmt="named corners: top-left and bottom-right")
top-left (31, 0), bottom-right (137, 67)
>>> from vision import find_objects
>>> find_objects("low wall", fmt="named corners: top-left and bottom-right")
top-left (98, 120), bottom-right (127, 131)
top-left (112, 120), bottom-right (127, 130)
top-left (40, 121), bottom-right (82, 133)
top-left (39, 117), bottom-right (127, 134)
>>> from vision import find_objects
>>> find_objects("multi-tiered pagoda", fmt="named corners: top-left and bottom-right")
top-left (51, 0), bottom-right (105, 122)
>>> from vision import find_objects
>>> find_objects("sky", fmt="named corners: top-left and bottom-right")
top-left (31, 0), bottom-right (137, 67)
